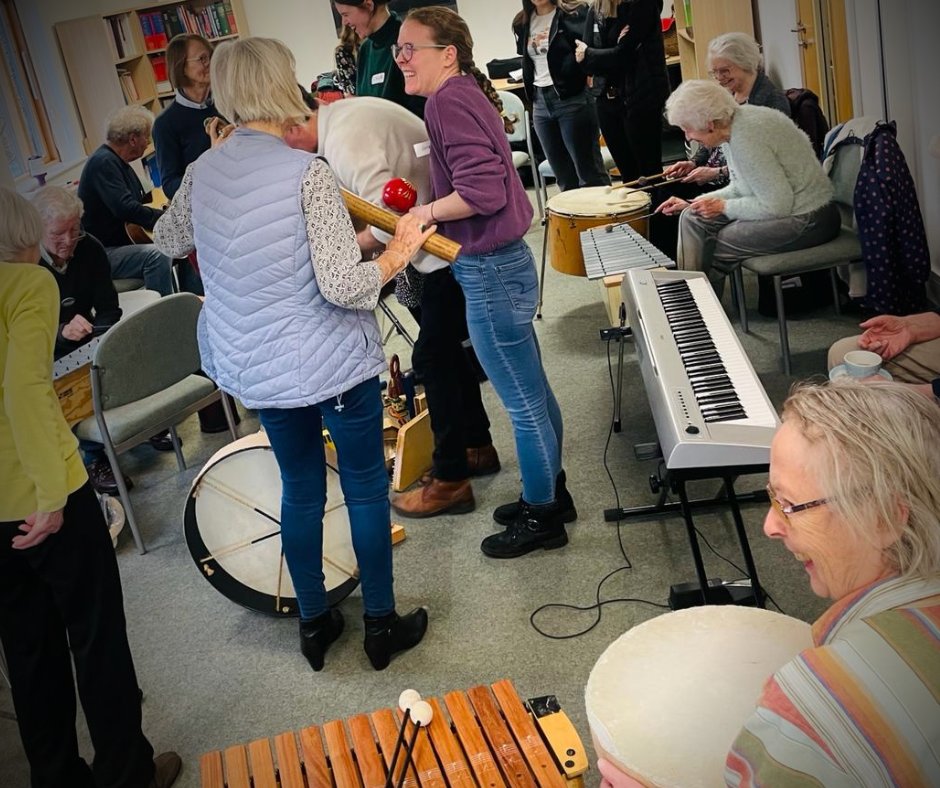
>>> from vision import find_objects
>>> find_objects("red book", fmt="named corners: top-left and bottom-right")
top-left (151, 54), bottom-right (168, 82)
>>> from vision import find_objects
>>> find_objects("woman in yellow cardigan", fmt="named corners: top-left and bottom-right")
top-left (0, 188), bottom-right (179, 788)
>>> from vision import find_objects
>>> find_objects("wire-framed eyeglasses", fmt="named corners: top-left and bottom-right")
top-left (187, 54), bottom-right (211, 66)
top-left (391, 43), bottom-right (448, 63)
top-left (766, 484), bottom-right (830, 523)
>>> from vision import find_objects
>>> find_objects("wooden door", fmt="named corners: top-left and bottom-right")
top-left (795, 0), bottom-right (822, 97)
top-left (794, 0), bottom-right (854, 124)
top-left (825, 0), bottom-right (854, 123)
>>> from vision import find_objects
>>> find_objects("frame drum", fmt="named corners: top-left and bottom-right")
top-left (585, 606), bottom-right (812, 787)
top-left (183, 431), bottom-right (359, 617)
top-left (547, 187), bottom-right (651, 276)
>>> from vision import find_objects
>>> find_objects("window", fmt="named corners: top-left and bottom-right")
top-left (0, 0), bottom-right (58, 179)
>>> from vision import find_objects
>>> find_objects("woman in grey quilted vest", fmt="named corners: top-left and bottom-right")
top-left (154, 37), bottom-right (434, 672)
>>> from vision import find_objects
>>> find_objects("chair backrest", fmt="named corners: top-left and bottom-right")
top-left (828, 142), bottom-right (862, 228)
top-left (93, 292), bottom-right (203, 410)
top-left (497, 90), bottom-right (527, 144)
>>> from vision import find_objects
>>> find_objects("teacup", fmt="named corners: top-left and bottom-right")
top-left (843, 349), bottom-right (882, 378)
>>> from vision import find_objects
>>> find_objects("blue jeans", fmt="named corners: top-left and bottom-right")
top-left (258, 376), bottom-right (394, 620)
top-left (533, 87), bottom-right (610, 192)
top-left (451, 241), bottom-right (563, 505)
top-left (106, 244), bottom-right (174, 296)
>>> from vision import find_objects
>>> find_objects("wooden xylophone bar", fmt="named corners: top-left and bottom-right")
top-left (200, 679), bottom-right (587, 787)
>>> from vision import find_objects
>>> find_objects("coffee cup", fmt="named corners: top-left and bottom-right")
top-left (843, 349), bottom-right (882, 378)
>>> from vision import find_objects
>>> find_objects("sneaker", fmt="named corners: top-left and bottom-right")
top-left (87, 458), bottom-right (133, 496)
top-left (465, 444), bottom-right (501, 477)
top-left (391, 476), bottom-right (475, 518)
top-left (148, 431), bottom-right (177, 452)
top-left (148, 752), bottom-right (181, 788)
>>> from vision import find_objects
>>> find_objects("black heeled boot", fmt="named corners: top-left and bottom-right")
top-left (363, 608), bottom-right (428, 671)
top-left (299, 608), bottom-right (344, 671)
top-left (481, 500), bottom-right (569, 558)
top-left (492, 470), bottom-right (577, 527)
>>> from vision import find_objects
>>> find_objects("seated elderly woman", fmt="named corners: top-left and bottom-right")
top-left (594, 379), bottom-right (940, 787)
top-left (657, 79), bottom-right (839, 296)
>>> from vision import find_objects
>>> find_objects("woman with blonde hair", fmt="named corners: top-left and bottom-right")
top-left (154, 37), bottom-right (434, 671)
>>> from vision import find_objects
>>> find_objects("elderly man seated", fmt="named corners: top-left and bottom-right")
top-left (77, 106), bottom-right (178, 296)
top-left (33, 186), bottom-right (174, 497)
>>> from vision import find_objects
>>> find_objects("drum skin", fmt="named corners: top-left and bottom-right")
top-left (183, 432), bottom-right (359, 617)
top-left (547, 187), bottom-right (651, 276)
top-left (585, 606), bottom-right (812, 787)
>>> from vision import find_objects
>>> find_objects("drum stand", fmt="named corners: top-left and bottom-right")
top-left (604, 464), bottom-right (769, 609)
top-left (377, 298), bottom-right (415, 347)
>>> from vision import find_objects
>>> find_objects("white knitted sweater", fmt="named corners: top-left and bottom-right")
top-left (710, 104), bottom-right (833, 221)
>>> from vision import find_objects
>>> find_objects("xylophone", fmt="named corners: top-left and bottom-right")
top-left (200, 680), bottom-right (588, 787)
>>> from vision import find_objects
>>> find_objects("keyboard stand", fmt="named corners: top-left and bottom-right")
top-left (604, 464), bottom-right (769, 609)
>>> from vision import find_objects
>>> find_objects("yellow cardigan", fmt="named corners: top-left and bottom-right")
top-left (0, 262), bottom-right (87, 521)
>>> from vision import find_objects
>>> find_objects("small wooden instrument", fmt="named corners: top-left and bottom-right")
top-left (340, 188), bottom-right (462, 263)
top-left (200, 679), bottom-right (588, 787)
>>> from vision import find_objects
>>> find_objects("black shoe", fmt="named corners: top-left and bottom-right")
top-left (148, 752), bottom-right (182, 788)
top-left (363, 608), bottom-right (428, 671)
top-left (481, 500), bottom-right (568, 559)
top-left (299, 609), bottom-right (345, 671)
top-left (492, 470), bottom-right (577, 527)
top-left (148, 431), bottom-right (177, 452)
top-left (87, 458), bottom-right (133, 495)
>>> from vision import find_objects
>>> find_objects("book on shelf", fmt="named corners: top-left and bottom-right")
top-left (151, 53), bottom-right (168, 83)
top-left (117, 69), bottom-right (139, 102)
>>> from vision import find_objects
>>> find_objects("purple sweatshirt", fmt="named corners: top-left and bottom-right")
top-left (424, 74), bottom-right (533, 255)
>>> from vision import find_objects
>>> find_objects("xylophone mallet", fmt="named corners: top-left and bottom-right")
top-left (384, 689), bottom-right (421, 787)
top-left (391, 700), bottom-right (433, 788)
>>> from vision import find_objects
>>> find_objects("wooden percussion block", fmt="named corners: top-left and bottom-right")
top-left (599, 274), bottom-right (627, 329)
top-left (391, 408), bottom-right (433, 492)
top-left (54, 364), bottom-right (93, 426)
top-left (200, 681), bottom-right (588, 788)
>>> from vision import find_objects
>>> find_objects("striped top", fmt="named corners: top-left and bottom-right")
top-left (726, 574), bottom-right (940, 787)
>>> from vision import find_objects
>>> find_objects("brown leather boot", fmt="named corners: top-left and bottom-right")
top-left (392, 477), bottom-right (475, 518)
top-left (465, 444), bottom-right (501, 477)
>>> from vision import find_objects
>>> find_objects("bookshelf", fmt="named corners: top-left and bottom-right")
top-left (673, 0), bottom-right (754, 82)
top-left (55, 0), bottom-right (248, 156)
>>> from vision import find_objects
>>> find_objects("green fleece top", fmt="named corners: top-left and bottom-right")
top-left (0, 263), bottom-right (87, 520)
top-left (355, 11), bottom-right (425, 118)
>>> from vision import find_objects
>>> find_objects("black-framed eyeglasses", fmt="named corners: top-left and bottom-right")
top-left (391, 43), bottom-right (448, 63)
top-left (766, 484), bottom-right (829, 523)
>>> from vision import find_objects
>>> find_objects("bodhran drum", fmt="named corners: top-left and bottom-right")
top-left (585, 606), bottom-right (812, 787)
top-left (546, 186), bottom-right (651, 276)
top-left (183, 431), bottom-right (359, 617)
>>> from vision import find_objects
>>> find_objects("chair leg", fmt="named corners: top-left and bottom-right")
top-left (221, 392), bottom-right (239, 442)
top-left (102, 443), bottom-right (145, 554)
top-left (530, 162), bottom-right (544, 218)
top-left (169, 425), bottom-right (186, 471)
top-left (774, 276), bottom-right (792, 376)
top-left (731, 267), bottom-right (748, 333)
top-left (829, 268), bottom-right (842, 315)
top-left (537, 216), bottom-right (548, 320)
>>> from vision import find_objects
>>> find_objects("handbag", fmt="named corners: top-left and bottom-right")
top-left (393, 264), bottom-right (424, 310)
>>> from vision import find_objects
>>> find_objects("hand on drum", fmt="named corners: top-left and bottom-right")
top-left (598, 758), bottom-right (645, 788)
top-left (690, 196), bottom-right (726, 219)
top-left (654, 196), bottom-right (689, 216)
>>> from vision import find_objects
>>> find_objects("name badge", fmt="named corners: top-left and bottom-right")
top-left (413, 141), bottom-right (431, 158)
top-left (371, 72), bottom-right (386, 85)
top-left (594, 23), bottom-right (599, 33)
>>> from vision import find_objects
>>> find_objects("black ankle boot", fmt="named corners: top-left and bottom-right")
top-left (299, 609), bottom-right (344, 671)
top-left (492, 470), bottom-right (577, 527)
top-left (363, 608), bottom-right (428, 671)
top-left (481, 500), bottom-right (569, 558)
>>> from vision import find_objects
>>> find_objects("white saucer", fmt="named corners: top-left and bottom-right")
top-left (829, 364), bottom-right (893, 382)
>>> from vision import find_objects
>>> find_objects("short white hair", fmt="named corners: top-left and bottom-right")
top-left (32, 186), bottom-right (83, 224)
top-left (211, 37), bottom-right (309, 127)
top-left (707, 32), bottom-right (763, 74)
top-left (665, 79), bottom-right (739, 132)
top-left (106, 105), bottom-right (154, 143)
top-left (0, 187), bottom-right (43, 261)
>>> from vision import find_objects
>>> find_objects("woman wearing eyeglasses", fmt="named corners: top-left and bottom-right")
top-left (397, 7), bottom-right (575, 558)
top-left (152, 34), bottom-right (219, 201)
top-left (334, 0), bottom-right (425, 117)
top-left (597, 379), bottom-right (940, 787)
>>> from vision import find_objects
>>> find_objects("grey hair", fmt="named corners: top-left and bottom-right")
top-left (106, 105), bottom-right (154, 143)
top-left (782, 379), bottom-right (940, 579)
top-left (211, 37), bottom-right (310, 128)
top-left (0, 187), bottom-right (44, 261)
top-left (665, 79), bottom-right (739, 132)
top-left (707, 32), bottom-right (763, 74)
top-left (32, 186), bottom-right (83, 224)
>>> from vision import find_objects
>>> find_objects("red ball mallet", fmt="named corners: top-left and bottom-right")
top-left (382, 177), bottom-right (418, 213)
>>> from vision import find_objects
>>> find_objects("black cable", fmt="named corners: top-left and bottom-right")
top-left (529, 333), bottom-right (669, 640)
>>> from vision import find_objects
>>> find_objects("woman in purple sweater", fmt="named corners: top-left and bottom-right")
top-left (396, 6), bottom-right (576, 559)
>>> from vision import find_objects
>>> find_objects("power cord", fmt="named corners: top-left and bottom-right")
top-left (529, 333), bottom-right (670, 640)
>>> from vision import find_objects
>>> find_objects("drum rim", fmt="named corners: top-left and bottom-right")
top-left (183, 444), bottom-right (360, 618)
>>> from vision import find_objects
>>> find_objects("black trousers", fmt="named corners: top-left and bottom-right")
top-left (0, 483), bottom-right (154, 788)
top-left (596, 95), bottom-right (664, 184)
top-left (411, 268), bottom-right (492, 481)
